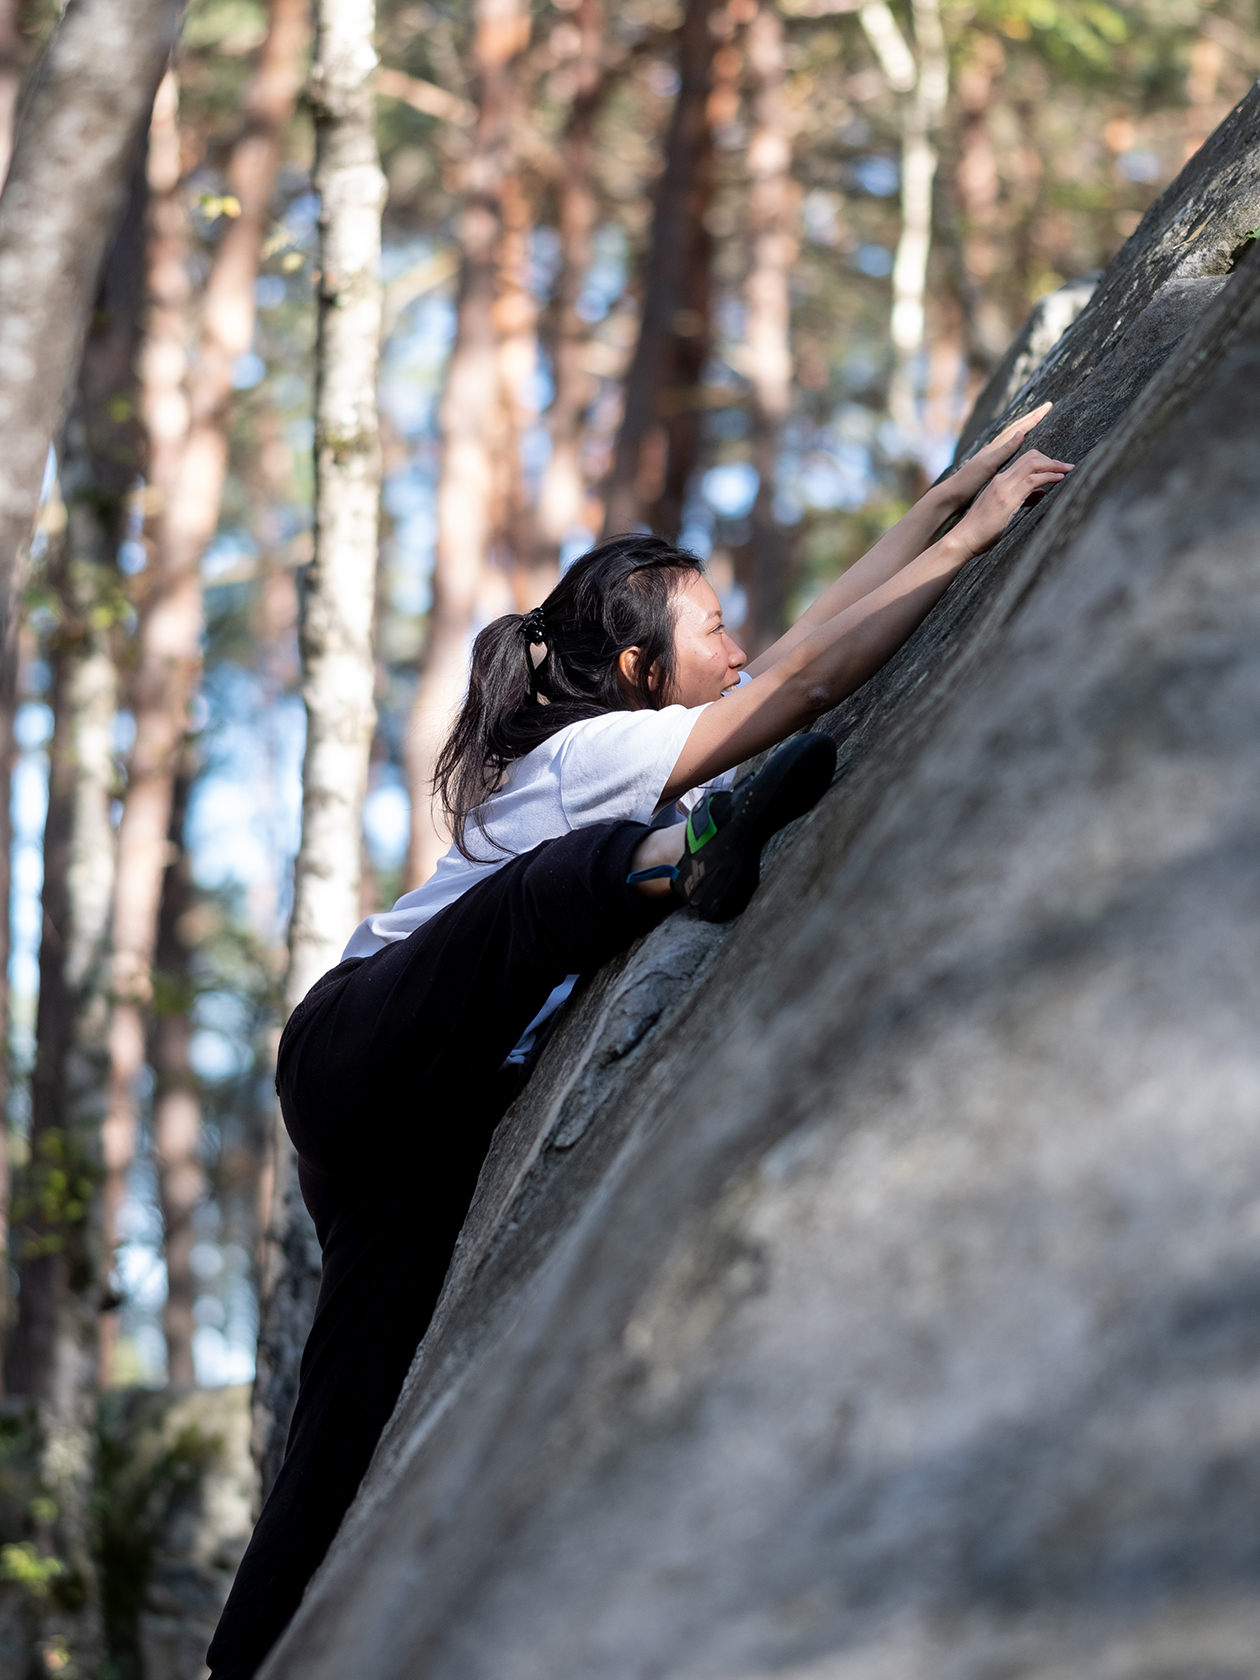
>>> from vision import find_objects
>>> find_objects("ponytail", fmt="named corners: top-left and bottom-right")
top-left (433, 534), bottom-right (703, 859)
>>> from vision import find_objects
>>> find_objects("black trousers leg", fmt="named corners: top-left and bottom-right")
top-left (207, 821), bottom-right (663, 1679)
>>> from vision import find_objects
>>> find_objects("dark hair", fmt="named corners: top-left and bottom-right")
top-left (434, 534), bottom-right (704, 859)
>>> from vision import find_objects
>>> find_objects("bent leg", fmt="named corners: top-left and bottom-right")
top-left (208, 821), bottom-right (664, 1679)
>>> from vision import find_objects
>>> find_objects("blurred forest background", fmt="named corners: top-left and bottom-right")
top-left (0, 0), bottom-right (1256, 1663)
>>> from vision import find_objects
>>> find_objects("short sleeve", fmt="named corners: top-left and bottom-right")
top-left (555, 705), bottom-right (709, 828)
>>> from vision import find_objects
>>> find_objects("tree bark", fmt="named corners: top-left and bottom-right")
top-left (151, 762), bottom-right (202, 1387)
top-left (602, 0), bottom-right (718, 540)
top-left (3, 153), bottom-right (148, 1673)
top-left (535, 0), bottom-right (604, 576)
top-left (736, 0), bottom-right (797, 656)
top-left (252, 0), bottom-right (384, 1499)
top-left (0, 0), bottom-right (20, 1393)
top-left (0, 0), bottom-right (175, 1405)
top-left (499, 168), bottom-right (547, 607)
top-left (0, 0), bottom-right (21, 192)
top-left (102, 0), bottom-right (306, 1384)
top-left (949, 34), bottom-right (1009, 381)
top-left (404, 0), bottom-right (530, 891)
top-left (0, 0), bottom-right (184, 679)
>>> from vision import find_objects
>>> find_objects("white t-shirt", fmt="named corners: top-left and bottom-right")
top-left (343, 677), bottom-right (748, 1062)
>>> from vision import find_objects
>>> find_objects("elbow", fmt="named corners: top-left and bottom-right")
top-left (803, 682), bottom-right (834, 716)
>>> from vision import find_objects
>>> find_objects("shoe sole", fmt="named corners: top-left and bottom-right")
top-left (688, 733), bottom-right (837, 923)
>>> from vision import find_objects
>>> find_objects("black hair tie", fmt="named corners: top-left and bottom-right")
top-left (521, 607), bottom-right (547, 645)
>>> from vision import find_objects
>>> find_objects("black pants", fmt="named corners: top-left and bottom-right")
top-left (207, 821), bottom-right (663, 1679)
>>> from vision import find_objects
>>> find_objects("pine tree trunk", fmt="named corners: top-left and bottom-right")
top-left (535, 0), bottom-right (604, 575)
top-left (602, 0), bottom-right (718, 541)
top-left (404, 0), bottom-right (530, 891)
top-left (499, 170), bottom-right (544, 605)
top-left (0, 0), bottom-right (21, 191)
top-left (0, 0), bottom-right (183, 677)
top-left (950, 34), bottom-right (1008, 381)
top-left (151, 763), bottom-right (202, 1387)
top-left (737, 0), bottom-right (796, 656)
top-left (252, 0), bottom-right (384, 1499)
top-left (3, 161), bottom-right (148, 1671)
top-left (102, 0), bottom-right (307, 1384)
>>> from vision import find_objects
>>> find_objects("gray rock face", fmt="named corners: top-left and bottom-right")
top-left (260, 88), bottom-right (1260, 1680)
top-left (955, 271), bottom-right (1098, 455)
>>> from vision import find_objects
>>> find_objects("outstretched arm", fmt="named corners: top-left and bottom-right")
top-left (745, 401), bottom-right (1054, 680)
top-left (663, 440), bottom-right (1072, 802)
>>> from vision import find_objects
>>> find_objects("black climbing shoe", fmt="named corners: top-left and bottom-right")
top-left (630, 734), bottom-right (837, 923)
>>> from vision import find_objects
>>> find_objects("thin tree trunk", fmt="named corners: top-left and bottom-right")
top-left (102, 0), bottom-right (306, 1384)
top-left (404, 0), bottom-right (530, 891)
top-left (252, 0), bottom-right (383, 1499)
top-left (499, 168), bottom-right (546, 606)
top-left (884, 0), bottom-right (948, 441)
top-left (949, 34), bottom-right (1009, 382)
top-left (3, 155), bottom-right (148, 1672)
top-left (535, 0), bottom-right (604, 575)
top-left (737, 0), bottom-right (797, 656)
top-left (151, 761), bottom-right (201, 1386)
top-left (0, 0), bottom-right (21, 191)
top-left (0, 0), bottom-right (22, 1407)
top-left (602, 0), bottom-right (719, 541)
top-left (0, 0), bottom-right (183, 677)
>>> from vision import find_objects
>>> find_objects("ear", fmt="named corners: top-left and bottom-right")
top-left (617, 646), bottom-right (642, 690)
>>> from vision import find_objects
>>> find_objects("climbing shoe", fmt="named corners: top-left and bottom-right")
top-left (629, 733), bottom-right (837, 923)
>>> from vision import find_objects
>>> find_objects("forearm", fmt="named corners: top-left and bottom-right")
top-left (666, 532), bottom-right (971, 798)
top-left (781, 530), bottom-right (969, 712)
top-left (746, 478), bottom-right (961, 677)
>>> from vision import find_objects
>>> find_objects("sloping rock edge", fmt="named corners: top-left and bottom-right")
top-left (261, 84), bottom-right (1260, 1680)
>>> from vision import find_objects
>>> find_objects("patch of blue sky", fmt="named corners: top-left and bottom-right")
top-left (520, 421), bottom-right (552, 493)
top-left (189, 1029), bottom-right (252, 1083)
top-left (9, 735), bottom-right (48, 1004)
top-left (117, 1241), bottom-right (167, 1310)
top-left (828, 403), bottom-right (879, 447)
top-left (797, 444), bottom-right (872, 511)
top-left (529, 226), bottom-right (563, 300)
top-left (560, 529), bottom-right (596, 571)
top-left (386, 506), bottom-right (437, 615)
top-left (194, 986), bottom-right (255, 1040)
top-left (576, 223), bottom-right (628, 324)
top-left (713, 294), bottom-right (745, 341)
top-left (852, 244), bottom-right (894, 278)
top-left (383, 466), bottom-right (433, 519)
top-left (119, 538), bottom-right (147, 575)
top-left (852, 154), bottom-right (899, 197)
top-left (255, 274), bottom-right (287, 309)
top-left (283, 189), bottom-right (320, 241)
top-left (703, 461), bottom-right (759, 520)
top-left (232, 351), bottom-right (267, 391)
top-left (202, 529), bottom-right (259, 583)
top-left (381, 238), bottom-right (436, 284)
top-left (363, 770), bottom-right (410, 869)
top-left (521, 359), bottom-right (554, 416)
top-left (187, 670), bottom-right (304, 913)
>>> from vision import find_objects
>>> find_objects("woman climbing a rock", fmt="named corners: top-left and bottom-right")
top-left (208, 409), bottom-right (1070, 1678)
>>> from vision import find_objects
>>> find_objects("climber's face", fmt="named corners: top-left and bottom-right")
top-left (664, 572), bottom-right (747, 707)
